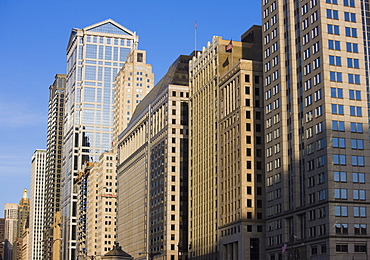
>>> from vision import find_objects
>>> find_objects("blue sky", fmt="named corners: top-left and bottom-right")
top-left (0, 0), bottom-right (261, 216)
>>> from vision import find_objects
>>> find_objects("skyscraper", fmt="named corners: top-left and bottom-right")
top-left (188, 27), bottom-right (263, 259)
top-left (62, 19), bottom-right (138, 259)
top-left (0, 218), bottom-right (5, 260)
top-left (262, 0), bottom-right (370, 258)
top-left (43, 74), bottom-right (65, 260)
top-left (29, 149), bottom-right (46, 260)
top-left (16, 189), bottom-right (30, 260)
top-left (116, 54), bottom-right (192, 259)
top-left (4, 204), bottom-right (18, 260)
top-left (113, 49), bottom-right (154, 144)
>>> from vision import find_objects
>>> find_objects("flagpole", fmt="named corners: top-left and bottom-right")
top-left (194, 19), bottom-right (197, 51)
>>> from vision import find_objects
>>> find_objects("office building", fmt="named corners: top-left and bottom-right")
top-left (116, 54), bottom-right (192, 259)
top-left (19, 216), bottom-right (29, 260)
top-left (62, 19), bottom-right (138, 259)
top-left (29, 149), bottom-right (46, 260)
top-left (16, 189), bottom-right (30, 260)
top-left (0, 218), bottom-right (5, 260)
top-left (188, 27), bottom-right (263, 260)
top-left (43, 74), bottom-right (66, 259)
top-left (262, 0), bottom-right (370, 259)
top-left (4, 203), bottom-right (18, 260)
top-left (84, 152), bottom-right (117, 258)
top-left (113, 49), bottom-right (154, 145)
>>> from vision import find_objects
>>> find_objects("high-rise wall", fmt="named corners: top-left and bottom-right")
top-left (116, 54), bottom-right (192, 259)
top-left (113, 49), bottom-right (154, 145)
top-left (262, 0), bottom-right (370, 259)
top-left (62, 19), bottom-right (138, 259)
top-left (188, 28), bottom-right (263, 260)
top-left (28, 150), bottom-right (46, 260)
top-left (16, 189), bottom-right (30, 260)
top-left (0, 218), bottom-right (5, 260)
top-left (84, 152), bottom-right (116, 257)
top-left (43, 74), bottom-right (65, 260)
top-left (4, 203), bottom-right (18, 260)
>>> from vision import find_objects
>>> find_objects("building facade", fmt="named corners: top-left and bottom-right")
top-left (16, 189), bottom-right (30, 260)
top-left (262, 0), bottom-right (370, 259)
top-left (43, 74), bottom-right (66, 259)
top-left (4, 203), bottom-right (18, 260)
top-left (188, 27), bottom-right (264, 260)
top-left (113, 49), bottom-right (154, 145)
top-left (62, 19), bottom-right (138, 259)
top-left (116, 54), bottom-right (192, 259)
top-left (0, 218), bottom-right (5, 260)
top-left (85, 152), bottom-right (117, 258)
top-left (29, 150), bottom-right (46, 260)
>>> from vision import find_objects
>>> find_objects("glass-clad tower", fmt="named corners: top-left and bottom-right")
top-left (62, 19), bottom-right (138, 259)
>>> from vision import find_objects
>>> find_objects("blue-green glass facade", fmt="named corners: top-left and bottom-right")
top-left (61, 19), bottom-right (138, 260)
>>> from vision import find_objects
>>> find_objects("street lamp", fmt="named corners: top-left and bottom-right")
top-left (138, 251), bottom-right (162, 260)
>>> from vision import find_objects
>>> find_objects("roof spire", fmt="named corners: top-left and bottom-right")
top-left (23, 189), bottom-right (28, 199)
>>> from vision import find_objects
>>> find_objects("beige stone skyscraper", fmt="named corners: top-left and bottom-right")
top-left (116, 54), bottom-right (192, 259)
top-left (16, 189), bottom-right (30, 260)
top-left (76, 151), bottom-right (117, 258)
top-left (188, 26), bottom-right (263, 260)
top-left (113, 49), bottom-right (154, 145)
top-left (4, 203), bottom-right (18, 260)
top-left (262, 0), bottom-right (370, 259)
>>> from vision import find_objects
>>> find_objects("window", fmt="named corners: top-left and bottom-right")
top-left (354, 245), bottom-right (367, 252)
top-left (336, 244), bottom-right (348, 252)
top-left (344, 0), bottom-right (355, 7)
top-left (354, 207), bottom-right (366, 217)
top-left (315, 105), bottom-right (323, 117)
top-left (330, 72), bottom-right (342, 82)
top-left (335, 223), bottom-right (348, 234)
top-left (346, 42), bottom-right (358, 52)
top-left (354, 224), bottom-right (367, 235)
top-left (349, 106), bottom-right (362, 116)
top-left (328, 24), bottom-right (340, 35)
top-left (335, 206), bottom-right (348, 217)
top-left (353, 172), bottom-right (365, 183)
top-left (345, 27), bottom-right (357, 37)
top-left (333, 137), bottom-right (345, 148)
top-left (349, 90), bottom-right (361, 100)
top-left (329, 56), bottom-right (341, 66)
top-left (333, 154), bottom-right (346, 165)
top-left (326, 0), bottom-right (338, 3)
top-left (331, 104), bottom-right (344, 115)
top-left (351, 139), bottom-right (364, 150)
top-left (328, 40), bottom-right (341, 50)
top-left (350, 122), bottom-right (363, 133)
top-left (334, 171), bottom-right (347, 182)
top-left (305, 95), bottom-right (313, 106)
top-left (344, 12), bottom-right (356, 22)
top-left (353, 190), bottom-right (366, 200)
top-left (334, 188), bottom-right (347, 199)
top-left (332, 120), bottom-right (345, 131)
top-left (348, 74), bottom-right (361, 84)
top-left (347, 58), bottom-right (359, 68)
top-left (352, 156), bottom-right (365, 166)
top-left (316, 122), bottom-right (324, 134)
top-left (312, 41), bottom-right (320, 53)
top-left (331, 87), bottom-right (343, 98)
top-left (327, 9), bottom-right (339, 19)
